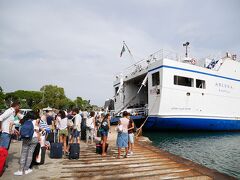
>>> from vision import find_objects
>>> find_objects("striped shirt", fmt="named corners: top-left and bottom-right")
top-left (39, 119), bottom-right (51, 133)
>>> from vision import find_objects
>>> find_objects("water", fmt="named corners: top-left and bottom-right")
top-left (143, 131), bottom-right (240, 178)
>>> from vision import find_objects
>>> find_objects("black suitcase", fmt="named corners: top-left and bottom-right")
top-left (50, 143), bottom-right (63, 159)
top-left (96, 143), bottom-right (108, 154)
top-left (69, 143), bottom-right (80, 159)
top-left (81, 118), bottom-right (86, 140)
top-left (50, 131), bottom-right (62, 159)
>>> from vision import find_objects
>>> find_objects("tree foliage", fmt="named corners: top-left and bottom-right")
top-left (5, 90), bottom-right (42, 109)
top-left (0, 85), bottom-right (96, 111)
top-left (0, 86), bottom-right (6, 109)
top-left (40, 85), bottom-right (67, 109)
top-left (74, 97), bottom-right (91, 110)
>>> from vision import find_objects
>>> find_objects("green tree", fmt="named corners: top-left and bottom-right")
top-left (74, 97), bottom-right (84, 109)
top-left (5, 90), bottom-right (42, 109)
top-left (4, 92), bottom-right (18, 107)
top-left (74, 97), bottom-right (91, 110)
top-left (65, 98), bottom-right (75, 110)
top-left (0, 87), bottom-right (6, 109)
top-left (2, 84), bottom-right (93, 111)
top-left (40, 85), bottom-right (69, 109)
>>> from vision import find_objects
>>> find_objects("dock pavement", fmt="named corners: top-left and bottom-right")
top-left (2, 126), bottom-right (235, 180)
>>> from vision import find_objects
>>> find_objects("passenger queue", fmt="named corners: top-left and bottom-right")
top-left (0, 102), bottom-right (135, 176)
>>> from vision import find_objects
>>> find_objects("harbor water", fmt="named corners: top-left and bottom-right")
top-left (144, 131), bottom-right (240, 179)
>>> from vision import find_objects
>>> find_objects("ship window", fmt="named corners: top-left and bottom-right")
top-left (174, 75), bottom-right (193, 87)
top-left (196, 79), bottom-right (206, 89)
top-left (115, 87), bottom-right (119, 95)
top-left (152, 72), bottom-right (160, 86)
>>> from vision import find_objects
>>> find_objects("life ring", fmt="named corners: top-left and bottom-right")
top-left (191, 59), bottom-right (196, 65)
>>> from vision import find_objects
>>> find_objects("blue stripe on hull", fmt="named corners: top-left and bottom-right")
top-left (145, 117), bottom-right (240, 131)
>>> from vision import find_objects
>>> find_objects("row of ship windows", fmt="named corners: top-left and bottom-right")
top-left (152, 72), bottom-right (206, 89)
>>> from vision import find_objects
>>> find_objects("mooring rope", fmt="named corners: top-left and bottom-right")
top-left (135, 95), bottom-right (159, 137)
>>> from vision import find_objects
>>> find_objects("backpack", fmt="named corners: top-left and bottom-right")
top-left (20, 120), bottom-right (34, 139)
top-left (101, 120), bottom-right (109, 131)
top-left (86, 117), bottom-right (94, 129)
top-left (46, 116), bottom-right (53, 125)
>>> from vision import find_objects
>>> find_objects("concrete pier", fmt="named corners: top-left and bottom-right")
top-left (2, 127), bottom-right (235, 180)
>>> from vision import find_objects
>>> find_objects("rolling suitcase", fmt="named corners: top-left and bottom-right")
top-left (0, 147), bottom-right (8, 177)
top-left (50, 131), bottom-right (62, 159)
top-left (69, 143), bottom-right (80, 159)
top-left (96, 143), bottom-right (108, 154)
top-left (81, 118), bottom-right (87, 140)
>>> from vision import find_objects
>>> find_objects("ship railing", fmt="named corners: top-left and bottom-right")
top-left (115, 50), bottom-right (240, 80)
top-left (117, 49), bottom-right (180, 78)
top-left (127, 107), bottom-right (148, 116)
top-left (110, 107), bottom-right (148, 117)
top-left (202, 53), bottom-right (240, 70)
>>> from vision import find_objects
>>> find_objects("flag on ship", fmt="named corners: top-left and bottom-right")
top-left (120, 45), bottom-right (125, 57)
top-left (120, 41), bottom-right (133, 57)
top-left (207, 59), bottom-right (219, 69)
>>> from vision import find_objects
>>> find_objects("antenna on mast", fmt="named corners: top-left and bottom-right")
top-left (183, 42), bottom-right (190, 58)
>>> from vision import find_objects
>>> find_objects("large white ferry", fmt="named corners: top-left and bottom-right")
top-left (110, 46), bottom-right (240, 130)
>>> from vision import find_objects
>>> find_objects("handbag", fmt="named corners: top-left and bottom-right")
top-left (116, 124), bottom-right (123, 133)
top-left (67, 119), bottom-right (74, 127)
top-left (86, 118), bottom-right (94, 129)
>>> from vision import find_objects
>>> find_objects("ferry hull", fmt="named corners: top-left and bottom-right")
top-left (145, 117), bottom-right (240, 131)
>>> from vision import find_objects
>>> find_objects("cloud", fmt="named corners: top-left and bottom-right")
top-left (0, 0), bottom-right (239, 106)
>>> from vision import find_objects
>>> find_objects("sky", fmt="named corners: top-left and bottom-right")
top-left (0, 0), bottom-right (239, 106)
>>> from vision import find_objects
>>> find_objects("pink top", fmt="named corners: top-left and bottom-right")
top-left (120, 117), bottom-right (129, 133)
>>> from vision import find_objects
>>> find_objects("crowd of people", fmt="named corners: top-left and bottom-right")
top-left (0, 102), bottom-right (136, 176)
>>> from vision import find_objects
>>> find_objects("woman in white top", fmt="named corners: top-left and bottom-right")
top-left (116, 111), bottom-right (129, 159)
top-left (86, 111), bottom-right (95, 144)
top-left (14, 111), bottom-right (40, 176)
top-left (57, 110), bottom-right (68, 155)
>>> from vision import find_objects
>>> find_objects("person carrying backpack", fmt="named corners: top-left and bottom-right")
top-left (116, 111), bottom-right (129, 159)
top-left (86, 111), bottom-right (95, 144)
top-left (14, 111), bottom-right (40, 176)
top-left (99, 113), bottom-right (110, 156)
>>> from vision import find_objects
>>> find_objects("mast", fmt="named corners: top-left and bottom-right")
top-left (183, 42), bottom-right (190, 58)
